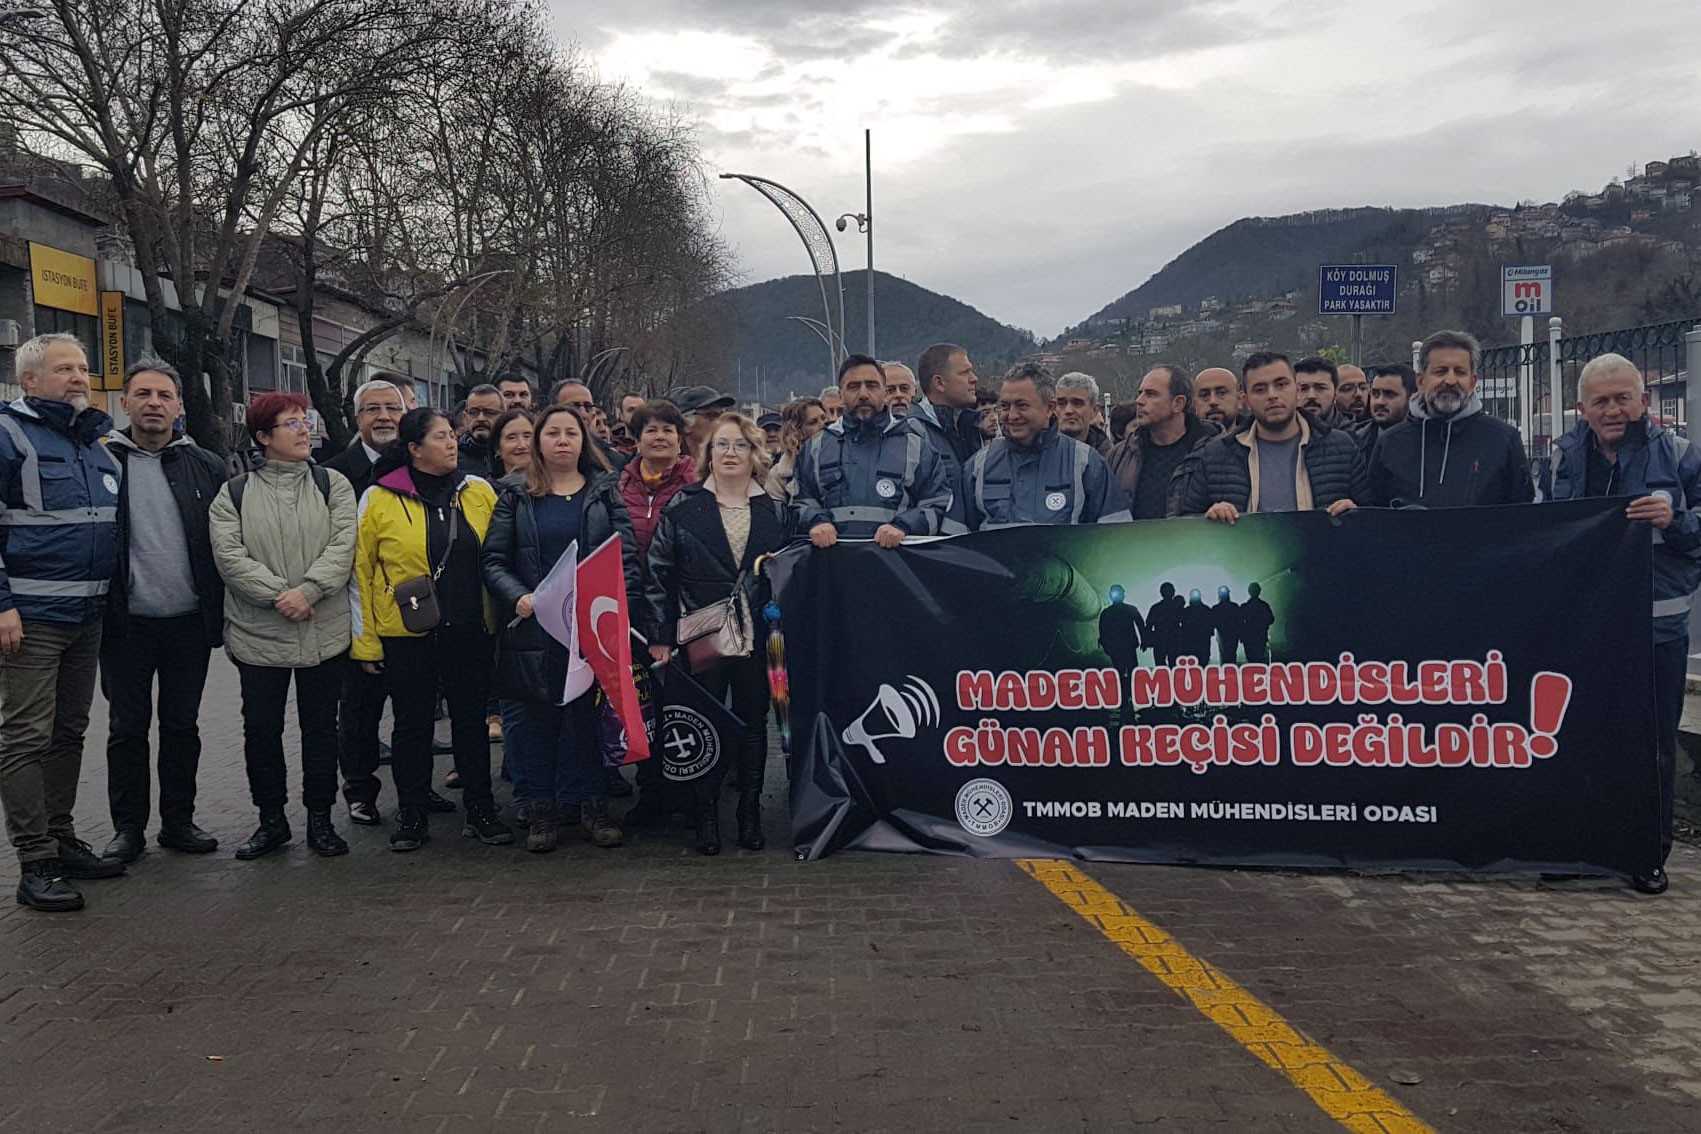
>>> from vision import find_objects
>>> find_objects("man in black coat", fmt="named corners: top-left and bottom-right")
top-left (1368, 330), bottom-right (1533, 508)
top-left (1145, 581), bottom-right (1182, 666)
top-left (1176, 590), bottom-right (1215, 662)
top-left (1211, 585), bottom-right (1240, 664)
top-left (324, 376), bottom-right (407, 496)
top-left (100, 360), bottom-right (227, 863)
top-left (1097, 585), bottom-right (1144, 718)
top-left (1239, 582), bottom-right (1275, 662)
top-left (1169, 351), bottom-right (1367, 522)
top-left (456, 384), bottom-right (504, 480)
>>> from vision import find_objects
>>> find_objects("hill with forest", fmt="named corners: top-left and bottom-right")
top-left (697, 270), bottom-right (1036, 403)
top-left (1082, 206), bottom-right (1493, 325)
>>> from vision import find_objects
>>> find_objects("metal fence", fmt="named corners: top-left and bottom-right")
top-left (1477, 317), bottom-right (1698, 456)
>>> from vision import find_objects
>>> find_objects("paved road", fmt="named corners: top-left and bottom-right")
top-left (0, 654), bottom-right (1697, 1132)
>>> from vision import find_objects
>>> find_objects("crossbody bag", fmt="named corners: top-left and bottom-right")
top-left (383, 499), bottom-right (460, 634)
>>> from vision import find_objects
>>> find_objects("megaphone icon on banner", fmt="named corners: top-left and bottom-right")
top-left (842, 676), bottom-right (940, 764)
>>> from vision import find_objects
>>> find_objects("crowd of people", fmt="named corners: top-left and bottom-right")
top-left (0, 325), bottom-right (1684, 911)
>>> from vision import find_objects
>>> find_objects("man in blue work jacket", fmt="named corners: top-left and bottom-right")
top-left (1549, 352), bottom-right (1701, 896)
top-left (964, 363), bottom-right (1118, 530)
top-left (0, 334), bottom-right (126, 911)
top-left (795, 354), bottom-right (953, 549)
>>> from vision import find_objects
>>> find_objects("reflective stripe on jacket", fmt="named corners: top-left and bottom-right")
top-left (1551, 417), bottom-right (1701, 642)
top-left (0, 398), bottom-right (121, 623)
top-left (794, 411), bottom-right (952, 537)
top-left (965, 426), bottom-right (1117, 530)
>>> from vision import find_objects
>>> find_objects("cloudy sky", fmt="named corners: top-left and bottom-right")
top-left (549, 0), bottom-right (1700, 337)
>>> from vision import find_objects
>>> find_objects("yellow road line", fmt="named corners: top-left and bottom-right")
top-left (1017, 858), bottom-right (1434, 1134)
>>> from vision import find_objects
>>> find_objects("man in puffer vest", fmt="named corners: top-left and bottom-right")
top-left (1549, 352), bottom-right (1700, 896)
top-left (0, 335), bottom-right (126, 911)
top-left (1168, 351), bottom-right (1367, 523)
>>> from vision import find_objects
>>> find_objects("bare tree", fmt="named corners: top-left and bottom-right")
top-left (0, 0), bottom-right (458, 453)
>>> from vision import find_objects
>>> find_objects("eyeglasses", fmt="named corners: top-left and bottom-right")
top-left (358, 403), bottom-right (404, 416)
top-left (710, 439), bottom-right (754, 455)
top-left (272, 418), bottom-right (312, 434)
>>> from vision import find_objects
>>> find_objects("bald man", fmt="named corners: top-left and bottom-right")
top-left (884, 362), bottom-right (918, 418)
top-left (1336, 364), bottom-right (1369, 423)
top-left (1192, 367), bottom-right (1241, 430)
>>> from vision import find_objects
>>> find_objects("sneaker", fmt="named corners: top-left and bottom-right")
top-left (57, 837), bottom-right (127, 879)
top-left (16, 860), bottom-right (82, 911)
top-left (390, 807), bottom-right (429, 852)
top-left (462, 804), bottom-right (514, 846)
top-left (347, 800), bottom-right (381, 826)
top-left (579, 802), bottom-right (623, 848)
top-left (486, 714), bottom-right (504, 741)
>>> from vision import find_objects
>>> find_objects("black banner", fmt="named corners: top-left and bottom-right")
top-left (768, 499), bottom-right (1662, 877)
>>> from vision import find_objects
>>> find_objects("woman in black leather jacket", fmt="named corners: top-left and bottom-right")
top-left (481, 406), bottom-right (642, 852)
top-left (644, 414), bottom-right (793, 855)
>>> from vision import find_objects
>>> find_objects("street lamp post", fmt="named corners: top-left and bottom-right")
top-left (785, 315), bottom-right (848, 358)
top-left (834, 129), bottom-right (875, 357)
top-left (720, 172), bottom-right (846, 385)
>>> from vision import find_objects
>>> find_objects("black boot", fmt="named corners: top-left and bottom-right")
top-left (694, 795), bottom-right (721, 856)
top-left (735, 734), bottom-right (767, 851)
top-left (16, 860), bottom-right (83, 911)
top-left (157, 822), bottom-right (218, 854)
top-left (234, 808), bottom-right (292, 860)
top-left (58, 837), bottom-right (126, 879)
top-left (306, 810), bottom-right (349, 857)
top-left (103, 828), bottom-right (146, 864)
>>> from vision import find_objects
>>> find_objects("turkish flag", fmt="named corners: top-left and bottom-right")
top-left (574, 536), bottom-right (651, 762)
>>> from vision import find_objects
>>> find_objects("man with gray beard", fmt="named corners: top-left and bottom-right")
top-left (1367, 330), bottom-right (1532, 508)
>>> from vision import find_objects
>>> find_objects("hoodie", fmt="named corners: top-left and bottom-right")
top-left (1367, 392), bottom-right (1532, 508)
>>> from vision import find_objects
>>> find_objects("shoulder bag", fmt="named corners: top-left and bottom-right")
top-left (384, 500), bottom-right (459, 634)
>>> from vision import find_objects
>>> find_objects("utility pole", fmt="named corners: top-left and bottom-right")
top-left (864, 129), bottom-right (875, 357)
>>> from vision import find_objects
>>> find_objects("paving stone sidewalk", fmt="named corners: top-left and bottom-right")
top-left (0, 654), bottom-right (1695, 1132)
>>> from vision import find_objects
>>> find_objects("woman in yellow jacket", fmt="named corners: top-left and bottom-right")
top-left (351, 408), bottom-right (508, 852)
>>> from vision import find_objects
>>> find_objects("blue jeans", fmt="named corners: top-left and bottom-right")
top-left (499, 699), bottom-right (526, 795)
top-left (518, 693), bottom-right (600, 808)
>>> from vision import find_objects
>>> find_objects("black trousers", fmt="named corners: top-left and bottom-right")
top-left (99, 613), bottom-right (213, 832)
top-left (338, 656), bottom-right (389, 807)
top-left (236, 656), bottom-right (343, 812)
top-left (1653, 636), bottom-right (1684, 864)
top-left (694, 654), bottom-right (769, 803)
top-left (383, 624), bottom-right (492, 812)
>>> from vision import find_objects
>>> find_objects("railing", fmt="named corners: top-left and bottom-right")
top-left (1478, 317), bottom-right (1697, 455)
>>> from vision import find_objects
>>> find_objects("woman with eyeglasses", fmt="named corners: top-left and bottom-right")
top-left (483, 406), bottom-right (643, 852)
top-left (645, 414), bottom-right (792, 854)
top-left (209, 393), bottom-right (359, 859)
top-left (763, 397), bottom-right (826, 504)
top-left (352, 408), bottom-right (509, 852)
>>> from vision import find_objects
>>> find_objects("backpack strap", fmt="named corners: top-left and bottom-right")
top-left (231, 466), bottom-right (331, 512)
